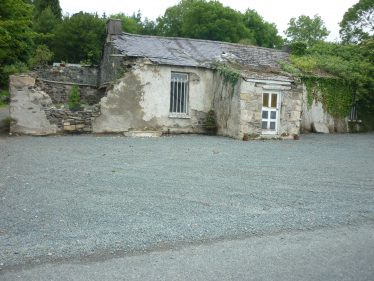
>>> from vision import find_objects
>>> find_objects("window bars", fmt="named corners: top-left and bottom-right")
top-left (170, 73), bottom-right (189, 115)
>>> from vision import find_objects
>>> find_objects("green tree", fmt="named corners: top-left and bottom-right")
top-left (285, 15), bottom-right (330, 46)
top-left (33, 6), bottom-right (59, 34)
top-left (156, 0), bottom-right (251, 43)
top-left (242, 9), bottom-right (283, 48)
top-left (0, 0), bottom-right (35, 87)
top-left (52, 12), bottom-right (106, 64)
top-left (28, 44), bottom-right (54, 68)
top-left (110, 12), bottom-right (143, 34)
top-left (155, 0), bottom-right (284, 48)
top-left (340, 0), bottom-right (374, 43)
top-left (33, 0), bottom-right (62, 20)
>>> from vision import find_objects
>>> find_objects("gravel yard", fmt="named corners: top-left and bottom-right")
top-left (0, 133), bottom-right (373, 270)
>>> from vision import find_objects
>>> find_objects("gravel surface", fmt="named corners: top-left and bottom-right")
top-left (0, 106), bottom-right (9, 133)
top-left (0, 133), bottom-right (373, 270)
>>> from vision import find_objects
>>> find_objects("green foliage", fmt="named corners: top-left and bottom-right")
top-left (0, 0), bottom-right (34, 87)
top-left (242, 9), bottom-right (283, 48)
top-left (52, 12), bottom-right (106, 64)
top-left (282, 40), bottom-right (373, 119)
top-left (0, 90), bottom-right (10, 105)
top-left (278, 60), bottom-right (301, 77)
top-left (33, 6), bottom-right (59, 35)
top-left (28, 44), bottom-right (53, 68)
top-left (156, 0), bottom-right (282, 48)
top-left (216, 64), bottom-right (241, 88)
top-left (285, 14), bottom-right (330, 46)
top-left (1, 62), bottom-right (29, 88)
top-left (288, 42), bottom-right (307, 55)
top-left (339, 0), bottom-right (374, 43)
top-left (290, 55), bottom-right (318, 73)
top-left (110, 12), bottom-right (142, 34)
top-left (205, 109), bottom-right (217, 128)
top-left (33, 0), bottom-right (62, 20)
top-left (302, 77), bottom-right (353, 118)
top-left (68, 85), bottom-right (81, 111)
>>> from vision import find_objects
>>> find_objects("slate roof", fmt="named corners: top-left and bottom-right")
top-left (112, 33), bottom-right (290, 75)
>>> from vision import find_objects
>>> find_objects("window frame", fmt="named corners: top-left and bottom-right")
top-left (169, 72), bottom-right (190, 119)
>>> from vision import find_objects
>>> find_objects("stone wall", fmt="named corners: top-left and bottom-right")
top-left (99, 43), bottom-right (125, 86)
top-left (239, 78), bottom-right (302, 139)
top-left (45, 106), bottom-right (100, 133)
top-left (9, 75), bottom-right (57, 135)
top-left (213, 73), bottom-right (241, 138)
top-left (36, 80), bottom-right (106, 105)
top-left (36, 65), bottom-right (98, 86)
top-left (10, 74), bottom-right (102, 135)
top-left (301, 87), bottom-right (348, 133)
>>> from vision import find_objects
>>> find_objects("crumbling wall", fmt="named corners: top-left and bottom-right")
top-left (36, 65), bottom-right (98, 85)
top-left (34, 65), bottom-right (105, 105)
top-left (212, 73), bottom-right (241, 138)
top-left (9, 75), bottom-right (57, 135)
top-left (10, 74), bottom-right (102, 135)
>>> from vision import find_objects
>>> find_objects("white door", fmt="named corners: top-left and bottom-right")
top-left (262, 92), bottom-right (280, 135)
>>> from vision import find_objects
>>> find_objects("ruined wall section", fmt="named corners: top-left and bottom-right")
top-left (35, 65), bottom-right (105, 105)
top-left (9, 75), bottom-right (57, 135)
top-left (212, 73), bottom-right (241, 139)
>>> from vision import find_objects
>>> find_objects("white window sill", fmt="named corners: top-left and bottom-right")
top-left (168, 113), bottom-right (191, 119)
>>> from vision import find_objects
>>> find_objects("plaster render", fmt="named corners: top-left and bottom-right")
top-left (93, 64), bottom-right (215, 134)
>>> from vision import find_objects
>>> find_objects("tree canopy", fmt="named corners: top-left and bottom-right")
top-left (32, 0), bottom-right (62, 20)
top-left (155, 0), bottom-right (282, 47)
top-left (51, 12), bottom-right (106, 65)
top-left (285, 14), bottom-right (330, 46)
top-left (339, 0), bottom-right (374, 43)
top-left (0, 0), bottom-right (35, 87)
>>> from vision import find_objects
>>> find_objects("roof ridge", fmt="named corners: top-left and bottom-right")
top-left (119, 32), bottom-right (286, 53)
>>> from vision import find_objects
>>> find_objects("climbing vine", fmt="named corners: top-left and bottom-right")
top-left (216, 64), bottom-right (241, 88)
top-left (302, 76), bottom-right (353, 118)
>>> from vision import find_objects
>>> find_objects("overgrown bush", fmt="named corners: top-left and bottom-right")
top-left (68, 85), bottom-right (81, 111)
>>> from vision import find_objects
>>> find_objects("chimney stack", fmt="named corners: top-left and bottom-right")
top-left (106, 19), bottom-right (122, 41)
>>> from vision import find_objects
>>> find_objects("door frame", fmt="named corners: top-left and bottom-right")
top-left (261, 92), bottom-right (281, 135)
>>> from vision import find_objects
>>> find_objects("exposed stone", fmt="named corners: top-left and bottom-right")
top-left (124, 131), bottom-right (162, 137)
top-left (312, 122), bottom-right (330, 133)
top-left (9, 75), bottom-right (57, 135)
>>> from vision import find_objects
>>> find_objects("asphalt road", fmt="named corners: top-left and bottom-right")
top-left (0, 133), bottom-right (373, 280)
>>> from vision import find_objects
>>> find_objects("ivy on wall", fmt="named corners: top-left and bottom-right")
top-left (216, 64), bottom-right (241, 88)
top-left (214, 63), bottom-right (241, 97)
top-left (302, 76), bottom-right (353, 118)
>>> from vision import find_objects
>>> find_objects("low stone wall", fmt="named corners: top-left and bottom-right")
top-left (36, 65), bottom-right (98, 86)
top-left (45, 106), bottom-right (101, 133)
top-left (36, 79), bottom-right (106, 105)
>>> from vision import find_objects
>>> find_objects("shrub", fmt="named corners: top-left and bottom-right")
top-left (68, 85), bottom-right (81, 111)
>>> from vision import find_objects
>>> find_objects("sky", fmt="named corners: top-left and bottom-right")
top-left (58, 0), bottom-right (360, 41)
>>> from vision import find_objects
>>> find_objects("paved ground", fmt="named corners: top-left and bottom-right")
top-left (0, 133), bottom-right (373, 280)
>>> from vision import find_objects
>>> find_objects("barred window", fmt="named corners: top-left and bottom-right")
top-left (170, 72), bottom-right (189, 115)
